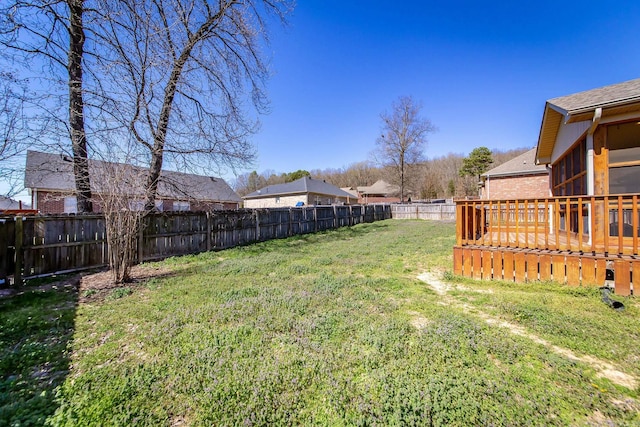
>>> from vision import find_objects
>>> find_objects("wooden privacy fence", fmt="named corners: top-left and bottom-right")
top-left (0, 205), bottom-right (391, 285)
top-left (391, 203), bottom-right (456, 221)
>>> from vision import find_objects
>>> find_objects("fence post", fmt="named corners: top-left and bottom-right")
top-left (138, 215), bottom-right (145, 263)
top-left (313, 207), bottom-right (318, 232)
top-left (255, 209), bottom-right (260, 241)
top-left (14, 216), bottom-right (23, 286)
top-left (288, 208), bottom-right (293, 237)
top-left (206, 211), bottom-right (211, 252)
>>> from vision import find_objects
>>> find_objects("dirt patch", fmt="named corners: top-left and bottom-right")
top-left (0, 264), bottom-right (173, 303)
top-left (417, 271), bottom-right (639, 390)
top-left (79, 264), bottom-right (174, 303)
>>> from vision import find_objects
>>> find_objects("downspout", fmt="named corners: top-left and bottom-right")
top-left (586, 107), bottom-right (602, 196)
top-left (586, 107), bottom-right (602, 245)
top-left (486, 176), bottom-right (490, 199)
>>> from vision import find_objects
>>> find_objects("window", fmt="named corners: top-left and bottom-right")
top-left (129, 200), bottom-right (163, 211)
top-left (64, 196), bottom-right (77, 213)
top-left (552, 140), bottom-right (587, 234)
top-left (608, 121), bottom-right (640, 195)
top-left (173, 201), bottom-right (190, 211)
top-left (275, 197), bottom-right (280, 204)
top-left (552, 139), bottom-right (586, 196)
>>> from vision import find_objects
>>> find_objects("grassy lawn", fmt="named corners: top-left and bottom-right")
top-left (2, 219), bottom-right (639, 425)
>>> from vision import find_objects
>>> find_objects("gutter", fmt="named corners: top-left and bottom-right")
top-left (586, 107), bottom-right (602, 196)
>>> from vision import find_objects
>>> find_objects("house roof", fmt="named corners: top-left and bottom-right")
top-left (243, 176), bottom-right (355, 199)
top-left (482, 148), bottom-right (547, 178)
top-left (24, 150), bottom-right (241, 203)
top-left (0, 196), bottom-right (23, 210)
top-left (340, 187), bottom-right (359, 198)
top-left (537, 78), bottom-right (640, 164)
top-left (357, 180), bottom-right (400, 196)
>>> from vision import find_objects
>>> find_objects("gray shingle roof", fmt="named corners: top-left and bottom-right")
top-left (0, 196), bottom-right (23, 210)
top-left (24, 150), bottom-right (241, 203)
top-left (548, 78), bottom-right (640, 115)
top-left (483, 148), bottom-right (548, 178)
top-left (243, 176), bottom-right (354, 199)
top-left (357, 180), bottom-right (400, 196)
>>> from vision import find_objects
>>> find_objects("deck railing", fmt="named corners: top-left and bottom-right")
top-left (456, 194), bottom-right (640, 256)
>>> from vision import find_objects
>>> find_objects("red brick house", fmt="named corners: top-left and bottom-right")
top-left (24, 150), bottom-right (241, 213)
top-left (480, 148), bottom-right (551, 200)
top-left (356, 180), bottom-right (401, 204)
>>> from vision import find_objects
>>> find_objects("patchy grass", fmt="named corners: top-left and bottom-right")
top-left (0, 287), bottom-right (77, 426)
top-left (2, 220), bottom-right (639, 425)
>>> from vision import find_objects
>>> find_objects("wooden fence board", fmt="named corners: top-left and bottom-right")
top-left (492, 250), bottom-right (503, 280)
top-left (453, 247), bottom-right (463, 276)
top-left (539, 254), bottom-right (551, 281)
top-left (462, 248), bottom-right (472, 278)
top-left (514, 252), bottom-right (526, 282)
top-left (482, 249), bottom-right (493, 279)
top-left (614, 260), bottom-right (631, 296)
top-left (503, 251), bottom-right (514, 281)
top-left (566, 256), bottom-right (580, 286)
top-left (472, 249), bottom-right (482, 279)
top-left (581, 257), bottom-right (596, 285)
top-left (525, 252), bottom-right (539, 282)
top-left (552, 255), bottom-right (566, 284)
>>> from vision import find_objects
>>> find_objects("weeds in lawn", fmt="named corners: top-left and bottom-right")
top-left (3, 220), bottom-right (639, 426)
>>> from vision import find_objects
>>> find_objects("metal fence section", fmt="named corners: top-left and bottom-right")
top-left (391, 203), bottom-right (456, 221)
top-left (0, 205), bottom-right (391, 285)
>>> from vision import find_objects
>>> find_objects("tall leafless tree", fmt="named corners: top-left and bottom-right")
top-left (95, 0), bottom-right (292, 212)
top-left (0, 0), bottom-right (94, 211)
top-left (375, 96), bottom-right (435, 202)
top-left (0, 72), bottom-right (30, 196)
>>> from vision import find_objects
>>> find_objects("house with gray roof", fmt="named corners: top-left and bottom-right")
top-left (536, 77), bottom-right (640, 197)
top-left (0, 196), bottom-right (25, 211)
top-left (24, 150), bottom-right (241, 213)
top-left (356, 180), bottom-right (401, 204)
top-left (243, 176), bottom-right (356, 208)
top-left (481, 148), bottom-right (550, 200)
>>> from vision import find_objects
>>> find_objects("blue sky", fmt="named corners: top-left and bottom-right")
top-left (247, 0), bottom-right (640, 176)
top-left (6, 1), bottom-right (640, 202)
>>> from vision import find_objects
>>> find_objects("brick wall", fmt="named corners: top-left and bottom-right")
top-left (482, 174), bottom-right (551, 200)
top-left (34, 190), bottom-right (238, 213)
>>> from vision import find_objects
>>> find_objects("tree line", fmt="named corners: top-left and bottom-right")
top-left (233, 146), bottom-right (531, 199)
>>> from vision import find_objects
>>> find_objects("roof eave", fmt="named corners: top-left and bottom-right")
top-left (483, 169), bottom-right (548, 178)
top-left (536, 103), bottom-right (566, 165)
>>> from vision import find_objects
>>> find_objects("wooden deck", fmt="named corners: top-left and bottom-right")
top-left (455, 195), bottom-right (639, 296)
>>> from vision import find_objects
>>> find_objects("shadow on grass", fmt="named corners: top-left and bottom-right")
top-left (0, 280), bottom-right (78, 425)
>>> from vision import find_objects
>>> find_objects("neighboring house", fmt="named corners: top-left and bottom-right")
top-left (341, 186), bottom-right (359, 199)
top-left (24, 150), bottom-right (242, 214)
top-left (243, 176), bottom-right (356, 208)
top-left (0, 196), bottom-right (22, 211)
top-left (454, 78), bottom-right (640, 294)
top-left (480, 148), bottom-right (550, 199)
top-left (356, 180), bottom-right (401, 204)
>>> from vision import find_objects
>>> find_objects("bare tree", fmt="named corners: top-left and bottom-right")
top-left (374, 96), bottom-right (435, 202)
top-left (1, 0), bottom-right (95, 211)
top-left (0, 72), bottom-right (30, 196)
top-left (91, 154), bottom-right (146, 283)
top-left (94, 0), bottom-right (292, 212)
